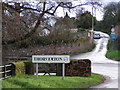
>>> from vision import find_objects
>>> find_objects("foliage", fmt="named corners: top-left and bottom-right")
top-left (95, 2), bottom-right (120, 33)
top-left (2, 73), bottom-right (105, 88)
top-left (106, 39), bottom-right (120, 61)
top-left (14, 41), bottom-right (29, 48)
top-left (2, 1), bottom-right (102, 45)
top-left (12, 62), bottom-right (25, 76)
top-left (106, 50), bottom-right (120, 61)
top-left (103, 2), bottom-right (120, 26)
top-left (75, 11), bottom-right (97, 29)
top-left (107, 39), bottom-right (119, 50)
top-left (12, 61), bottom-right (33, 76)
top-left (0, 80), bottom-right (2, 90)
top-left (54, 13), bottom-right (77, 29)
top-left (77, 28), bottom-right (85, 32)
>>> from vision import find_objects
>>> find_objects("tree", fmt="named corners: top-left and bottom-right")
top-left (75, 11), bottom-right (97, 29)
top-left (2, 1), bottom-right (102, 44)
top-left (102, 2), bottom-right (120, 30)
top-left (54, 12), bottom-right (76, 29)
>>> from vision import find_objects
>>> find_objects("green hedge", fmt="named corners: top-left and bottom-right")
top-left (12, 62), bottom-right (25, 76)
top-left (11, 62), bottom-right (33, 76)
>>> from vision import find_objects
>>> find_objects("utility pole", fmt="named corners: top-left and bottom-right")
top-left (90, 4), bottom-right (94, 44)
top-left (92, 6), bottom-right (94, 31)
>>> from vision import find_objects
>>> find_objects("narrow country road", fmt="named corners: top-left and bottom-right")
top-left (71, 31), bottom-right (119, 88)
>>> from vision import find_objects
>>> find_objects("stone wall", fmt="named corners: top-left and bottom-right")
top-left (10, 59), bottom-right (91, 77)
top-left (65, 59), bottom-right (91, 77)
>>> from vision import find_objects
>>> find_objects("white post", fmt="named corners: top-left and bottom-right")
top-left (62, 63), bottom-right (65, 80)
top-left (36, 63), bottom-right (38, 80)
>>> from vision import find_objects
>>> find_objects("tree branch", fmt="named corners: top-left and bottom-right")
top-left (3, 2), bottom-right (40, 13)
top-left (3, 12), bottom-right (45, 45)
top-left (43, 2), bottom-right (46, 12)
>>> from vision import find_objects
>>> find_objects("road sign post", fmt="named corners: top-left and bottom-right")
top-left (110, 27), bottom-right (117, 39)
top-left (110, 26), bottom-right (117, 50)
top-left (110, 34), bottom-right (117, 39)
top-left (36, 63), bottom-right (38, 80)
top-left (32, 55), bottom-right (70, 80)
top-left (62, 63), bottom-right (65, 80)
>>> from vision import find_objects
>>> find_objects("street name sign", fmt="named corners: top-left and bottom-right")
top-left (32, 55), bottom-right (70, 80)
top-left (32, 55), bottom-right (70, 63)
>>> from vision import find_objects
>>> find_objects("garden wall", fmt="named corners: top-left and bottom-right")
top-left (10, 59), bottom-right (91, 77)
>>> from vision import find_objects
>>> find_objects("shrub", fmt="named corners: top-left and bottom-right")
top-left (12, 62), bottom-right (25, 76)
top-left (24, 62), bottom-right (34, 75)
top-left (15, 41), bottom-right (29, 48)
top-left (77, 28), bottom-right (85, 32)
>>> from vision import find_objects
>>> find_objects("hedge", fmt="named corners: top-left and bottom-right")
top-left (12, 62), bottom-right (25, 76)
top-left (11, 59), bottom-right (91, 77)
top-left (11, 61), bottom-right (33, 76)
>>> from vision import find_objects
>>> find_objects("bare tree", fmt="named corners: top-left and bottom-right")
top-left (2, 1), bottom-right (102, 44)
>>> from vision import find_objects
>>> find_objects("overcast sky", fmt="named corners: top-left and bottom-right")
top-left (56, 0), bottom-right (120, 21)
top-left (3, 0), bottom-right (120, 21)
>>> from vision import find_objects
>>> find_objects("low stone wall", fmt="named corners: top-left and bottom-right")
top-left (56, 59), bottom-right (91, 77)
top-left (65, 59), bottom-right (91, 77)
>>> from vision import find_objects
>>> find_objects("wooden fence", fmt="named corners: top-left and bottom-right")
top-left (0, 64), bottom-right (12, 79)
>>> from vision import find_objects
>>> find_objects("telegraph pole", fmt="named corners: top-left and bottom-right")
top-left (92, 6), bottom-right (94, 31)
top-left (90, 4), bottom-right (94, 44)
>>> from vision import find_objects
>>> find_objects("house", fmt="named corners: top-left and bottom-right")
top-left (38, 28), bottom-right (50, 36)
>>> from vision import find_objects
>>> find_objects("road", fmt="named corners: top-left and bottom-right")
top-left (71, 31), bottom-right (119, 88)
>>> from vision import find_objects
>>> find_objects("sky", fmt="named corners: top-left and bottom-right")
top-left (3, 0), bottom-right (120, 21)
top-left (56, 0), bottom-right (120, 21)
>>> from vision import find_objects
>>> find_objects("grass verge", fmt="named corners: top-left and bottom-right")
top-left (0, 80), bottom-right (2, 90)
top-left (106, 39), bottom-right (120, 61)
top-left (106, 50), bottom-right (120, 61)
top-left (2, 73), bottom-right (105, 88)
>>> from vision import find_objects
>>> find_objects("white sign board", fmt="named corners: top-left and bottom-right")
top-left (32, 55), bottom-right (70, 63)
top-left (111, 28), bottom-right (115, 32)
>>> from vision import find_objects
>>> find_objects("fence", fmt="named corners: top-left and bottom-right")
top-left (0, 64), bottom-right (12, 79)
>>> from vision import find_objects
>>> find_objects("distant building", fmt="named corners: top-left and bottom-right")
top-left (36, 26), bottom-right (51, 36)
top-left (38, 28), bottom-right (50, 36)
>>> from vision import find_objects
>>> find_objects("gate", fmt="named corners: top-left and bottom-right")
top-left (0, 64), bottom-right (12, 79)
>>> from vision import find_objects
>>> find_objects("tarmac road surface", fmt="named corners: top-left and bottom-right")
top-left (71, 31), bottom-right (119, 88)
